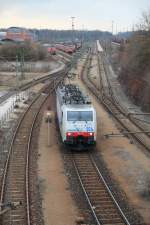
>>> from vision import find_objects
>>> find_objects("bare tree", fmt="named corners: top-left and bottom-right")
top-left (137, 9), bottom-right (150, 31)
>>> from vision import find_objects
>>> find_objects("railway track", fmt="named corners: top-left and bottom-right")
top-left (97, 51), bottom-right (150, 150)
top-left (82, 49), bottom-right (150, 151)
top-left (99, 51), bottom-right (150, 131)
top-left (0, 69), bottom-right (67, 225)
top-left (72, 152), bottom-right (130, 225)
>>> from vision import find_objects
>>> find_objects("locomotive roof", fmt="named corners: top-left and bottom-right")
top-left (57, 84), bottom-right (91, 105)
top-left (62, 104), bottom-right (94, 111)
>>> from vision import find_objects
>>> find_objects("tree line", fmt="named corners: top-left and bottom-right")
top-left (0, 28), bottom-right (112, 42)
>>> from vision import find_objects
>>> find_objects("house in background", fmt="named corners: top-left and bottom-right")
top-left (0, 27), bottom-right (37, 43)
top-left (0, 32), bottom-right (7, 41)
top-left (6, 27), bottom-right (36, 42)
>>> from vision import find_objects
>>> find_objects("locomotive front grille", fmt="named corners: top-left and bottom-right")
top-left (66, 132), bottom-right (95, 145)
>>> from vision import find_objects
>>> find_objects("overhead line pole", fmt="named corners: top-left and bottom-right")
top-left (112, 20), bottom-right (114, 35)
top-left (71, 16), bottom-right (75, 43)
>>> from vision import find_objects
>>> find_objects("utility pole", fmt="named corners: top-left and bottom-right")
top-left (71, 16), bottom-right (75, 42)
top-left (115, 24), bottom-right (118, 35)
top-left (112, 20), bottom-right (114, 35)
top-left (82, 24), bottom-right (84, 42)
top-left (20, 48), bottom-right (25, 80)
top-left (16, 55), bottom-right (19, 79)
top-left (16, 55), bottom-right (20, 101)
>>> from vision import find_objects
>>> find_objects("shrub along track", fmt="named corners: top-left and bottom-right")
top-left (0, 67), bottom-right (69, 225)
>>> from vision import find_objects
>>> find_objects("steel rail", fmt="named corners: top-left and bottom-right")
top-left (90, 155), bottom-right (130, 225)
top-left (72, 157), bottom-right (101, 225)
top-left (72, 153), bottom-right (130, 225)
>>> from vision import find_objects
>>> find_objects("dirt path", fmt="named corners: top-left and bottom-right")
top-left (38, 99), bottom-right (79, 225)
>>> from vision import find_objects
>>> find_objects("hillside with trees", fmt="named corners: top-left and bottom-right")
top-left (0, 28), bottom-right (112, 42)
top-left (34, 29), bottom-right (112, 42)
top-left (118, 10), bottom-right (150, 111)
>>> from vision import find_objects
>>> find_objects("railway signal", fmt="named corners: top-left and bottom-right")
top-left (45, 111), bottom-right (53, 147)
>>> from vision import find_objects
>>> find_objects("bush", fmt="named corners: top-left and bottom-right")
top-left (0, 42), bottom-right (47, 61)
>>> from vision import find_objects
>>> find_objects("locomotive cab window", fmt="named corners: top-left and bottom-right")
top-left (67, 111), bottom-right (93, 121)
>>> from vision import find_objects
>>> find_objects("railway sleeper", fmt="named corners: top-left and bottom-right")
top-left (2, 219), bottom-right (25, 225)
top-left (9, 188), bottom-right (24, 192)
top-left (96, 211), bottom-right (122, 219)
top-left (88, 189), bottom-right (108, 193)
top-left (90, 196), bottom-right (113, 201)
top-left (11, 152), bottom-right (27, 155)
top-left (76, 164), bottom-right (95, 168)
top-left (11, 171), bottom-right (24, 174)
top-left (83, 184), bottom-right (104, 189)
top-left (81, 180), bottom-right (103, 185)
top-left (7, 186), bottom-right (25, 191)
top-left (10, 164), bottom-right (26, 168)
top-left (8, 214), bottom-right (26, 219)
top-left (9, 190), bottom-right (23, 194)
top-left (7, 194), bottom-right (24, 199)
top-left (12, 148), bottom-right (27, 153)
top-left (88, 192), bottom-right (108, 197)
top-left (85, 187), bottom-right (106, 191)
top-left (10, 163), bottom-right (26, 166)
top-left (81, 178), bottom-right (104, 183)
top-left (2, 211), bottom-right (26, 219)
top-left (97, 217), bottom-right (123, 224)
top-left (94, 202), bottom-right (116, 207)
top-left (7, 178), bottom-right (25, 181)
top-left (6, 196), bottom-right (25, 201)
top-left (94, 208), bottom-right (119, 214)
top-left (103, 223), bottom-right (125, 225)
top-left (14, 139), bottom-right (29, 143)
top-left (5, 208), bottom-right (26, 214)
top-left (81, 176), bottom-right (101, 181)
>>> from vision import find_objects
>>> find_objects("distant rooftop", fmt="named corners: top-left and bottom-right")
top-left (7, 27), bottom-right (29, 33)
top-left (6, 27), bottom-right (37, 42)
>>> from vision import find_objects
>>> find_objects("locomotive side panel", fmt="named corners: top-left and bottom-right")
top-left (56, 95), bottom-right (63, 140)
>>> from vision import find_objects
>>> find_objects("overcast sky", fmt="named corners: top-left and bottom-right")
top-left (0, 0), bottom-right (149, 32)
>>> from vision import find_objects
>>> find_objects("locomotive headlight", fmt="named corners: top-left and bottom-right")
top-left (67, 132), bottom-right (72, 136)
top-left (89, 132), bottom-right (93, 136)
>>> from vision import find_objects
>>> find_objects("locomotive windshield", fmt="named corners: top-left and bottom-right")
top-left (67, 111), bottom-right (93, 121)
